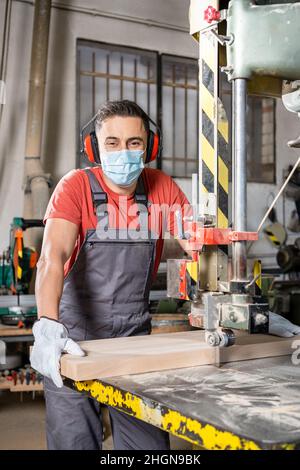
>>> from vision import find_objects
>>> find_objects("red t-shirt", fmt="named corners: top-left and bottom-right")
top-left (43, 166), bottom-right (191, 279)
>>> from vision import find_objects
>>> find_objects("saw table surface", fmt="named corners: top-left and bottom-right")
top-left (70, 355), bottom-right (300, 450)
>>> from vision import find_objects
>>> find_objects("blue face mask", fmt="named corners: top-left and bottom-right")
top-left (100, 149), bottom-right (145, 187)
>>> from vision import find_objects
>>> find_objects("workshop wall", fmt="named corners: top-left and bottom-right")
top-left (247, 102), bottom-right (299, 268)
top-left (0, 0), bottom-right (299, 271)
top-left (0, 0), bottom-right (197, 252)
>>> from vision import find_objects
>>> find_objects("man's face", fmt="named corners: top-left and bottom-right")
top-left (97, 116), bottom-right (147, 160)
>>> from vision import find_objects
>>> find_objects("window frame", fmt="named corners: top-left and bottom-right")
top-left (76, 39), bottom-right (199, 177)
top-left (76, 39), bottom-right (159, 169)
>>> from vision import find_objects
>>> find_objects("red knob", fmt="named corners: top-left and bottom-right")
top-left (204, 6), bottom-right (221, 23)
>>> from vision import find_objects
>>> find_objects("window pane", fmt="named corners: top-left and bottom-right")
top-left (161, 55), bottom-right (198, 178)
top-left (162, 84), bottom-right (173, 159)
top-left (175, 87), bottom-right (185, 160)
top-left (79, 75), bottom-right (93, 125)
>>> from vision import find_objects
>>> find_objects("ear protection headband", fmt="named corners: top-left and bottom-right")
top-left (80, 110), bottom-right (162, 165)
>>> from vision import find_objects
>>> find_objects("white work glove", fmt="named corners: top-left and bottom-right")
top-left (30, 317), bottom-right (85, 388)
top-left (269, 311), bottom-right (300, 338)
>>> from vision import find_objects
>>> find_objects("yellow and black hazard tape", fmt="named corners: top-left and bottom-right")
top-left (200, 38), bottom-right (215, 195)
top-left (200, 29), bottom-right (229, 259)
top-left (186, 260), bottom-right (198, 300)
top-left (253, 259), bottom-right (262, 296)
top-left (217, 104), bottom-right (229, 257)
top-left (264, 229), bottom-right (281, 247)
top-left (217, 113), bottom-right (229, 230)
top-left (72, 379), bottom-right (297, 450)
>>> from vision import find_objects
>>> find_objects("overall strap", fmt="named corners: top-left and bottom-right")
top-left (84, 168), bottom-right (150, 234)
top-left (83, 168), bottom-right (107, 211)
top-left (84, 169), bottom-right (149, 209)
top-left (135, 174), bottom-right (149, 209)
top-left (134, 173), bottom-right (150, 235)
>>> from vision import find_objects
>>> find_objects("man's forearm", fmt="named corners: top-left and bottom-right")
top-left (35, 257), bottom-right (65, 320)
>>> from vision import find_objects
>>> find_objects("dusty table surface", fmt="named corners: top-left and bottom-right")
top-left (70, 355), bottom-right (300, 449)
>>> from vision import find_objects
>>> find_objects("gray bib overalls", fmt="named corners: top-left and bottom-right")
top-left (44, 168), bottom-right (170, 450)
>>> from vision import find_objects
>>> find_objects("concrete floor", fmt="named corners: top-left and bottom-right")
top-left (0, 391), bottom-right (193, 450)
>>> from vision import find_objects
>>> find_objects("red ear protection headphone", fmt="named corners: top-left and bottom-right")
top-left (80, 108), bottom-right (162, 165)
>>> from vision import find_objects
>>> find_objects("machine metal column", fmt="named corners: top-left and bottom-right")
top-left (232, 78), bottom-right (248, 281)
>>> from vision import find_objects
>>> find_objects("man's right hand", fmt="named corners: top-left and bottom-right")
top-left (30, 317), bottom-right (85, 388)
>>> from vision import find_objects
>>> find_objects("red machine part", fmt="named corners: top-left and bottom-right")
top-left (186, 222), bottom-right (258, 251)
top-left (188, 312), bottom-right (204, 329)
top-left (204, 5), bottom-right (221, 24)
top-left (179, 261), bottom-right (187, 300)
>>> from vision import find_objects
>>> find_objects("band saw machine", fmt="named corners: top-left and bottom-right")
top-left (167, 0), bottom-right (300, 347)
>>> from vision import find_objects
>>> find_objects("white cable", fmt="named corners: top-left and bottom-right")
top-left (257, 155), bottom-right (300, 232)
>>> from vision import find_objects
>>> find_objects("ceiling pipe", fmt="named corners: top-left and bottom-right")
top-left (23, 0), bottom-right (52, 249)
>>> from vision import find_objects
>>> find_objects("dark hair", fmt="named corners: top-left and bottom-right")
top-left (95, 100), bottom-right (150, 134)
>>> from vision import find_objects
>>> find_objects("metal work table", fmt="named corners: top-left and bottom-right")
top-left (70, 355), bottom-right (300, 450)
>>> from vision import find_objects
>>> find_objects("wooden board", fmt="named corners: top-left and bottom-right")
top-left (60, 330), bottom-right (300, 381)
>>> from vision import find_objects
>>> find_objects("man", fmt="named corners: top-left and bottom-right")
top-left (30, 100), bottom-right (300, 451)
top-left (30, 100), bottom-right (191, 450)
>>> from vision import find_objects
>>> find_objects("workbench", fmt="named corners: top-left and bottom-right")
top-left (67, 355), bottom-right (300, 450)
top-left (0, 295), bottom-right (35, 343)
top-left (0, 324), bottom-right (33, 343)
top-left (0, 324), bottom-right (42, 394)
